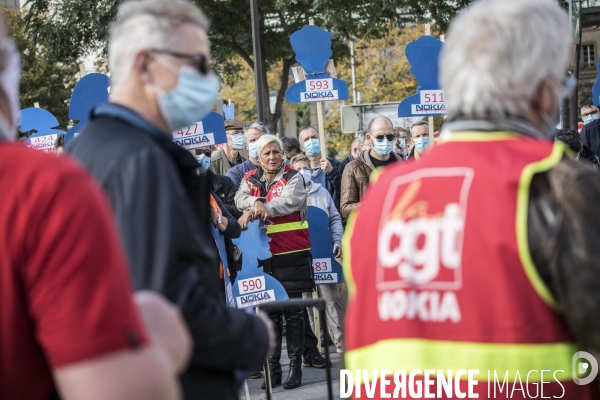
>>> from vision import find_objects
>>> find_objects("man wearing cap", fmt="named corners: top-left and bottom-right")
top-left (210, 119), bottom-right (247, 175)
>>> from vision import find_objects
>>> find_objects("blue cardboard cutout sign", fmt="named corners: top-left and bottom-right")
top-left (398, 36), bottom-right (446, 117)
top-left (593, 59), bottom-right (600, 107)
top-left (20, 107), bottom-right (65, 152)
top-left (223, 102), bottom-right (235, 120)
top-left (285, 25), bottom-right (348, 104)
top-left (307, 206), bottom-right (344, 285)
top-left (172, 111), bottom-right (227, 150)
top-left (65, 73), bottom-right (110, 146)
top-left (231, 221), bottom-right (288, 308)
top-left (211, 224), bottom-right (235, 307)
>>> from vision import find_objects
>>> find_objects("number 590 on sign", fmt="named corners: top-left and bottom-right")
top-left (238, 276), bottom-right (265, 295)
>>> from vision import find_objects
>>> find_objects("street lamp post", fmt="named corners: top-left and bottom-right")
top-left (250, 0), bottom-right (265, 122)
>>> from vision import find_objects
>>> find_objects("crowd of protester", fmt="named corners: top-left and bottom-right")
top-left (6, 0), bottom-right (600, 399)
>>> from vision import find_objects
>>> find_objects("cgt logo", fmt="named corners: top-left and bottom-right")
top-left (573, 351), bottom-right (598, 385)
top-left (375, 168), bottom-right (474, 323)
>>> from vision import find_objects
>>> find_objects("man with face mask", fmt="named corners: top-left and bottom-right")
top-left (406, 120), bottom-right (430, 160)
top-left (67, 1), bottom-right (274, 399)
top-left (344, 0), bottom-right (600, 396)
top-left (340, 116), bottom-right (402, 219)
top-left (393, 126), bottom-right (408, 159)
top-left (210, 119), bottom-right (247, 175)
top-left (226, 122), bottom-right (268, 187)
top-left (579, 99), bottom-right (600, 157)
top-left (298, 126), bottom-right (343, 211)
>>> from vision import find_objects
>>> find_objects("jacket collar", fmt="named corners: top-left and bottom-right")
top-left (91, 103), bottom-right (199, 178)
top-left (443, 116), bottom-right (546, 139)
top-left (357, 148), bottom-right (403, 169)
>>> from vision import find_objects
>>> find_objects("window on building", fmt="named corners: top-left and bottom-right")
top-left (583, 44), bottom-right (596, 69)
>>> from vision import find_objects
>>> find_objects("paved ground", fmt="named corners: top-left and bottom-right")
top-left (241, 343), bottom-right (343, 400)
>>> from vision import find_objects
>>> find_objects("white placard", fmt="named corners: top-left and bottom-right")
top-left (314, 272), bottom-right (339, 284)
top-left (419, 89), bottom-right (445, 105)
top-left (300, 90), bottom-right (339, 102)
top-left (305, 78), bottom-right (333, 93)
top-left (173, 132), bottom-right (215, 150)
top-left (173, 121), bottom-right (205, 138)
top-left (236, 289), bottom-right (275, 308)
top-left (237, 276), bottom-right (266, 295)
top-left (312, 258), bottom-right (333, 273)
top-left (28, 134), bottom-right (58, 151)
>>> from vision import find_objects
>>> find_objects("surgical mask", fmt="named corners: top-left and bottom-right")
top-left (196, 154), bottom-right (211, 173)
top-left (152, 57), bottom-right (219, 132)
top-left (231, 133), bottom-right (245, 150)
top-left (299, 169), bottom-right (312, 185)
top-left (413, 137), bottom-right (430, 153)
top-left (373, 139), bottom-right (394, 156)
top-left (583, 113), bottom-right (599, 125)
top-left (303, 139), bottom-right (321, 156)
top-left (398, 137), bottom-right (406, 150)
top-left (248, 141), bottom-right (258, 158)
top-left (0, 40), bottom-right (20, 140)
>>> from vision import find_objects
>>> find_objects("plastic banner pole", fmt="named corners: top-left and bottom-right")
top-left (428, 116), bottom-right (434, 145)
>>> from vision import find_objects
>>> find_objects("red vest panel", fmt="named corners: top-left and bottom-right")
top-left (344, 134), bottom-right (597, 399)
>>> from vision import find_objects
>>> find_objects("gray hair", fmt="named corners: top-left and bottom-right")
top-left (440, 0), bottom-right (570, 119)
top-left (244, 122), bottom-right (270, 136)
top-left (255, 134), bottom-right (282, 157)
top-left (109, 0), bottom-right (209, 87)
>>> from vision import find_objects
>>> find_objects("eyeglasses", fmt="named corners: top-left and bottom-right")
top-left (374, 134), bottom-right (395, 142)
top-left (150, 49), bottom-right (211, 75)
top-left (196, 149), bottom-right (212, 157)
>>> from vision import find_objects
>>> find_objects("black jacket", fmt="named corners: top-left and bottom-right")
top-left (580, 119), bottom-right (600, 157)
top-left (67, 103), bottom-right (269, 400)
top-left (579, 144), bottom-right (600, 171)
top-left (208, 170), bottom-right (241, 219)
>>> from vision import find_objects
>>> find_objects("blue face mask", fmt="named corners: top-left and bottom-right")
top-left (373, 139), bottom-right (394, 156)
top-left (248, 141), bottom-right (258, 158)
top-left (231, 133), bottom-right (245, 150)
top-left (413, 137), bottom-right (430, 153)
top-left (303, 139), bottom-right (321, 156)
top-left (196, 154), bottom-right (211, 173)
top-left (583, 113), bottom-right (599, 125)
top-left (153, 60), bottom-right (219, 132)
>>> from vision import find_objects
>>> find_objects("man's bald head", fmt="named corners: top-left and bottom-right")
top-left (367, 116), bottom-right (393, 134)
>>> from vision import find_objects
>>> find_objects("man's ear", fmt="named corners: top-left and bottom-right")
top-left (133, 51), bottom-right (152, 83)
top-left (532, 78), bottom-right (554, 114)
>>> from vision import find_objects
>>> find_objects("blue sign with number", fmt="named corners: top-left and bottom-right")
top-left (172, 111), bottom-right (227, 150)
top-left (398, 35), bottom-right (446, 118)
top-left (20, 107), bottom-right (65, 152)
top-left (285, 25), bottom-right (348, 104)
top-left (231, 221), bottom-right (288, 308)
top-left (307, 206), bottom-right (344, 285)
top-left (223, 102), bottom-right (235, 120)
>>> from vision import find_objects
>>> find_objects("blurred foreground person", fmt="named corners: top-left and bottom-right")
top-left (67, 1), bottom-right (272, 399)
top-left (556, 128), bottom-right (600, 170)
top-left (236, 135), bottom-right (312, 389)
top-left (0, 17), bottom-right (189, 400)
top-left (344, 0), bottom-right (600, 398)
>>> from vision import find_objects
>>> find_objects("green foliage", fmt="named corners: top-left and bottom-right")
top-left (4, 7), bottom-right (78, 129)
top-left (23, 0), bottom-right (472, 134)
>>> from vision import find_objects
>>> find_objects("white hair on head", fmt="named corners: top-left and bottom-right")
top-left (108, 0), bottom-right (209, 87)
top-left (255, 134), bottom-right (281, 157)
top-left (440, 0), bottom-right (570, 119)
